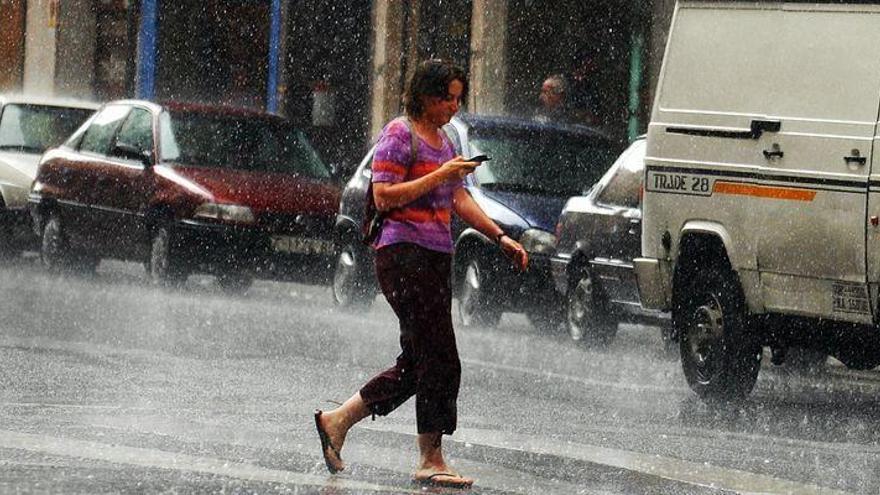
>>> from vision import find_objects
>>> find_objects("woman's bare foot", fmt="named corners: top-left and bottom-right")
top-left (314, 393), bottom-right (371, 474)
top-left (414, 432), bottom-right (474, 488)
top-left (314, 410), bottom-right (346, 473)
top-left (412, 466), bottom-right (474, 488)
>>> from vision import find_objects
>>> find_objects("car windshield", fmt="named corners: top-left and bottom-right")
top-left (468, 128), bottom-right (615, 196)
top-left (159, 111), bottom-right (330, 179)
top-left (0, 104), bottom-right (94, 154)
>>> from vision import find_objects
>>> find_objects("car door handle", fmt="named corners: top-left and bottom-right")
top-left (763, 144), bottom-right (784, 160)
top-left (844, 150), bottom-right (867, 166)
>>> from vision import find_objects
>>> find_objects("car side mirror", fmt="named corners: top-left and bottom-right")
top-left (114, 142), bottom-right (153, 167)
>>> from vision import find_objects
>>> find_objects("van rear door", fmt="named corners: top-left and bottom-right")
top-left (758, 4), bottom-right (880, 323)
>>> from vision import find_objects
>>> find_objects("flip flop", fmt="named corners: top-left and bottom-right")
top-left (412, 472), bottom-right (474, 490)
top-left (314, 410), bottom-right (343, 474)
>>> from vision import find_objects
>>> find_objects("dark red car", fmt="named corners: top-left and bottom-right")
top-left (29, 100), bottom-right (340, 291)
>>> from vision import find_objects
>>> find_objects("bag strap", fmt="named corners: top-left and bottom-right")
top-left (399, 116), bottom-right (419, 167)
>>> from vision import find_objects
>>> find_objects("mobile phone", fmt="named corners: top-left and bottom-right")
top-left (465, 154), bottom-right (491, 163)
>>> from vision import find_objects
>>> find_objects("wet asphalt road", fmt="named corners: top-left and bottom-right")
top-left (0, 255), bottom-right (879, 494)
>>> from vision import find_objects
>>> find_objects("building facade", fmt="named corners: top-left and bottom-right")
top-left (6, 0), bottom-right (675, 170)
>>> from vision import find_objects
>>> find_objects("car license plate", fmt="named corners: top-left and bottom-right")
top-left (270, 235), bottom-right (334, 256)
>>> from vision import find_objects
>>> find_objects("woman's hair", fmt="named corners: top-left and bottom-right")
top-left (403, 59), bottom-right (468, 118)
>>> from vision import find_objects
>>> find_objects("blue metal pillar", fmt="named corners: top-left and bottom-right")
top-left (267, 0), bottom-right (282, 113)
top-left (136, 0), bottom-right (159, 100)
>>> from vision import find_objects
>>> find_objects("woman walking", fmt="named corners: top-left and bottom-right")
top-left (314, 59), bottom-right (528, 489)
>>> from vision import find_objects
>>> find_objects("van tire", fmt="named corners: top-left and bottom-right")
top-left (676, 263), bottom-right (762, 400)
top-left (149, 225), bottom-right (188, 287)
top-left (566, 266), bottom-right (616, 346)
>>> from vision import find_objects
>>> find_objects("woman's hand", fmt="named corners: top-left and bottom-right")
top-left (439, 156), bottom-right (480, 181)
top-left (499, 236), bottom-right (529, 272)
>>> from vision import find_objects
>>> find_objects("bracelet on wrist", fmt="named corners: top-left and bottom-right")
top-left (494, 232), bottom-right (507, 245)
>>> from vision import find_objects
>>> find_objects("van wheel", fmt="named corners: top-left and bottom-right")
top-left (332, 241), bottom-right (374, 309)
top-left (149, 225), bottom-right (188, 286)
top-left (41, 212), bottom-right (73, 273)
top-left (217, 272), bottom-right (253, 294)
top-left (566, 266), bottom-right (617, 346)
top-left (458, 254), bottom-right (501, 328)
top-left (676, 264), bottom-right (762, 400)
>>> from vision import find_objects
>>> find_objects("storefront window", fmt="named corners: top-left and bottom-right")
top-left (0, 0), bottom-right (26, 92)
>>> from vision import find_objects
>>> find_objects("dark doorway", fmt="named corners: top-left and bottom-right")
top-left (157, 0), bottom-right (269, 108)
top-left (0, 0), bottom-right (26, 92)
top-left (284, 0), bottom-right (372, 175)
top-left (94, 0), bottom-right (139, 100)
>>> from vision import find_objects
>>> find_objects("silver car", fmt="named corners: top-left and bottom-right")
top-left (551, 138), bottom-right (669, 346)
top-left (0, 95), bottom-right (98, 257)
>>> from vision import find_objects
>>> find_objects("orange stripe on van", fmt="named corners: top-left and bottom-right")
top-left (713, 182), bottom-right (816, 202)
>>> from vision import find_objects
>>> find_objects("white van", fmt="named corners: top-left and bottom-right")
top-left (636, 1), bottom-right (880, 400)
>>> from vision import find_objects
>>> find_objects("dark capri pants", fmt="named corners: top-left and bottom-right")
top-left (359, 243), bottom-right (461, 435)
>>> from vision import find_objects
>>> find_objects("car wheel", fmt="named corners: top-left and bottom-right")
top-left (676, 264), bottom-right (762, 400)
top-left (41, 212), bottom-right (73, 273)
top-left (458, 254), bottom-right (501, 328)
top-left (332, 241), bottom-right (374, 309)
top-left (149, 225), bottom-right (188, 287)
top-left (217, 271), bottom-right (253, 294)
top-left (566, 266), bottom-right (616, 346)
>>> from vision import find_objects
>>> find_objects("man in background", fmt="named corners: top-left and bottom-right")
top-left (534, 74), bottom-right (572, 124)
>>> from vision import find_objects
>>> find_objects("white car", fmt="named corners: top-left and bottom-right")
top-left (0, 95), bottom-right (98, 257)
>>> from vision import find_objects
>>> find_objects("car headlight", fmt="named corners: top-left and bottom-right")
top-left (519, 228), bottom-right (557, 255)
top-left (193, 203), bottom-right (255, 224)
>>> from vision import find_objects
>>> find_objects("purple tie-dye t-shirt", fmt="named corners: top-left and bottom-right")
top-left (371, 118), bottom-right (461, 253)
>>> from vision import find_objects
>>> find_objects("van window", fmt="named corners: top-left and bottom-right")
top-left (767, 9), bottom-right (880, 122)
top-left (660, 6), bottom-right (880, 123)
top-left (80, 105), bottom-right (130, 156)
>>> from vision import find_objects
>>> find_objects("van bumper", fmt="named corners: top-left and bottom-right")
top-left (633, 257), bottom-right (672, 310)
